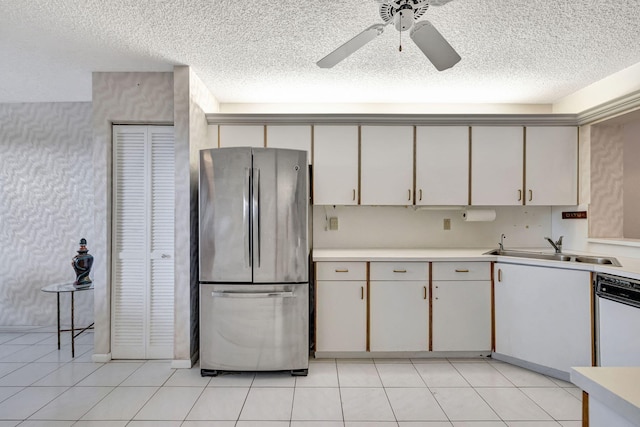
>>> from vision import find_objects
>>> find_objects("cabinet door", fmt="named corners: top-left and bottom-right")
top-left (494, 263), bottom-right (591, 374)
top-left (416, 126), bottom-right (469, 205)
top-left (361, 126), bottom-right (414, 205)
top-left (432, 281), bottom-right (491, 351)
top-left (313, 125), bottom-right (359, 205)
top-left (370, 281), bottom-right (428, 351)
top-left (219, 125), bottom-right (264, 148)
top-left (266, 125), bottom-right (312, 164)
top-left (525, 126), bottom-right (578, 205)
top-left (471, 126), bottom-right (524, 205)
top-left (316, 280), bottom-right (367, 352)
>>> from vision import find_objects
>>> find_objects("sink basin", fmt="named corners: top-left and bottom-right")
top-left (484, 249), bottom-right (572, 262)
top-left (574, 256), bottom-right (622, 267)
top-left (484, 249), bottom-right (621, 267)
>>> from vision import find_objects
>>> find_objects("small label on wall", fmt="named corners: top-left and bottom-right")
top-left (562, 211), bottom-right (587, 219)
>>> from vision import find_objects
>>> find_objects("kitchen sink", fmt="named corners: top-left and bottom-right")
top-left (484, 249), bottom-right (572, 262)
top-left (574, 256), bottom-right (622, 267)
top-left (484, 249), bottom-right (621, 267)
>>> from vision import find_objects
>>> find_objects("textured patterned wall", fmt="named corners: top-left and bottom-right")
top-left (92, 72), bottom-right (174, 357)
top-left (590, 125), bottom-right (624, 238)
top-left (0, 102), bottom-right (94, 326)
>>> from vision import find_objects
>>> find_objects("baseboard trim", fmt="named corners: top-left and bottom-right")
top-left (491, 352), bottom-right (570, 382)
top-left (171, 359), bottom-right (193, 369)
top-left (92, 353), bottom-right (112, 363)
top-left (314, 350), bottom-right (492, 359)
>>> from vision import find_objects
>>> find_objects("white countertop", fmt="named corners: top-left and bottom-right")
top-left (312, 248), bottom-right (640, 280)
top-left (571, 367), bottom-right (640, 426)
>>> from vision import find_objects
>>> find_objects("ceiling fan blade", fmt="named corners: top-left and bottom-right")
top-left (317, 24), bottom-right (386, 68)
top-left (410, 20), bottom-right (461, 71)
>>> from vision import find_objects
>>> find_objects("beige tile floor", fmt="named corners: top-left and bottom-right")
top-left (0, 328), bottom-right (582, 426)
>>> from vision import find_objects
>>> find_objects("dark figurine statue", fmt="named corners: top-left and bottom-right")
top-left (72, 238), bottom-right (94, 288)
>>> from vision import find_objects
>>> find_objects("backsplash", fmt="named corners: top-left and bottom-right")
top-left (313, 205), bottom-right (552, 249)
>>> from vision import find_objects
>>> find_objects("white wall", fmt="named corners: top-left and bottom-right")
top-left (0, 102), bottom-right (94, 326)
top-left (313, 205), bottom-right (552, 249)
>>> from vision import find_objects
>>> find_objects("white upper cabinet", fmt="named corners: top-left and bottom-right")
top-left (219, 125), bottom-right (264, 148)
top-left (471, 126), bottom-right (524, 205)
top-left (361, 125), bottom-right (414, 205)
top-left (416, 126), bottom-right (469, 205)
top-left (525, 126), bottom-right (578, 205)
top-left (313, 125), bottom-right (359, 205)
top-left (266, 125), bottom-right (312, 164)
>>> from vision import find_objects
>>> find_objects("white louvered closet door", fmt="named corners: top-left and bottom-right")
top-left (112, 125), bottom-right (174, 359)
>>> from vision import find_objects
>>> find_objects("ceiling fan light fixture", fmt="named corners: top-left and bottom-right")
top-left (394, 9), bottom-right (415, 31)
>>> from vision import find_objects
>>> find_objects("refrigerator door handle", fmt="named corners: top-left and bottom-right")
top-left (211, 291), bottom-right (295, 298)
top-left (253, 168), bottom-right (261, 267)
top-left (244, 167), bottom-right (251, 268)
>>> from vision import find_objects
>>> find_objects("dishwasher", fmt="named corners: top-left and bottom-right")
top-left (595, 273), bottom-right (640, 366)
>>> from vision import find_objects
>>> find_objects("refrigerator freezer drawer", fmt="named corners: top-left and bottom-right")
top-left (200, 283), bottom-right (309, 373)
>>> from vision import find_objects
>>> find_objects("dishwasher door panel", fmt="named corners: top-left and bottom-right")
top-left (598, 296), bottom-right (640, 366)
top-left (200, 283), bottom-right (309, 372)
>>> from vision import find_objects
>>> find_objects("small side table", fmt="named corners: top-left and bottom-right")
top-left (41, 282), bottom-right (94, 357)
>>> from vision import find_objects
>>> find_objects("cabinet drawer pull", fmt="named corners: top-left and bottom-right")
top-left (529, 189), bottom-right (533, 201)
top-left (335, 269), bottom-right (349, 273)
top-left (423, 286), bottom-right (427, 300)
top-left (352, 189), bottom-right (356, 201)
top-left (393, 269), bottom-right (407, 273)
top-left (455, 269), bottom-right (469, 273)
top-left (360, 286), bottom-right (364, 300)
top-left (408, 189), bottom-right (412, 201)
top-left (518, 189), bottom-right (522, 201)
top-left (419, 189), bottom-right (423, 201)
top-left (498, 269), bottom-right (502, 282)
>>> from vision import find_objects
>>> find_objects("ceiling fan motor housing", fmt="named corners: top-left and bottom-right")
top-left (380, 0), bottom-right (430, 31)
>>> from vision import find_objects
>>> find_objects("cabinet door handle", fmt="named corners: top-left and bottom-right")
top-left (419, 189), bottom-right (423, 201)
top-left (517, 189), bottom-right (522, 201)
top-left (455, 269), bottom-right (469, 273)
top-left (408, 189), bottom-right (412, 201)
top-left (393, 269), bottom-right (407, 273)
top-left (352, 189), bottom-right (356, 201)
top-left (498, 269), bottom-right (502, 282)
top-left (423, 286), bottom-right (427, 300)
top-left (529, 189), bottom-right (533, 201)
top-left (360, 286), bottom-right (364, 300)
top-left (335, 269), bottom-right (349, 273)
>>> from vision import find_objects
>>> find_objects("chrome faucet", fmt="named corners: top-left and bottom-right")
top-left (498, 234), bottom-right (506, 252)
top-left (545, 236), bottom-right (563, 253)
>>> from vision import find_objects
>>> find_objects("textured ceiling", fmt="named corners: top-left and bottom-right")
top-left (1, 0), bottom-right (640, 105)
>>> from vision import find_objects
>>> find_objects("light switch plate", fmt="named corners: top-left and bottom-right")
top-left (329, 217), bottom-right (339, 230)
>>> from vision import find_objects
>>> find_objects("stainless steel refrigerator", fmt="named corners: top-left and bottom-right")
top-left (199, 147), bottom-right (309, 376)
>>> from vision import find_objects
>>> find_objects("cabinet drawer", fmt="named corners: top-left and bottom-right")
top-left (316, 262), bottom-right (366, 281)
top-left (370, 262), bottom-right (429, 281)
top-left (432, 262), bottom-right (490, 281)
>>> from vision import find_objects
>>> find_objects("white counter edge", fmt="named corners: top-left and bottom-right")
top-left (311, 248), bottom-right (640, 280)
top-left (571, 367), bottom-right (640, 426)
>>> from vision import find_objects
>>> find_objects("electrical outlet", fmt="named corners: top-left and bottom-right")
top-left (329, 217), bottom-right (339, 230)
top-left (443, 218), bottom-right (451, 230)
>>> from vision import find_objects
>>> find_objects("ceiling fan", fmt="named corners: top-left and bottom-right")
top-left (317, 0), bottom-right (461, 71)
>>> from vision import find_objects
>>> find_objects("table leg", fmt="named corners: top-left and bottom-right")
top-left (71, 291), bottom-right (75, 358)
top-left (56, 293), bottom-right (61, 350)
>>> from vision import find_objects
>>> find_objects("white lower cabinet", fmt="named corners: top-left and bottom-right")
top-left (494, 263), bottom-right (592, 374)
top-left (316, 262), bottom-right (367, 352)
top-left (369, 262), bottom-right (429, 351)
top-left (432, 262), bottom-right (491, 351)
top-left (370, 281), bottom-right (429, 351)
